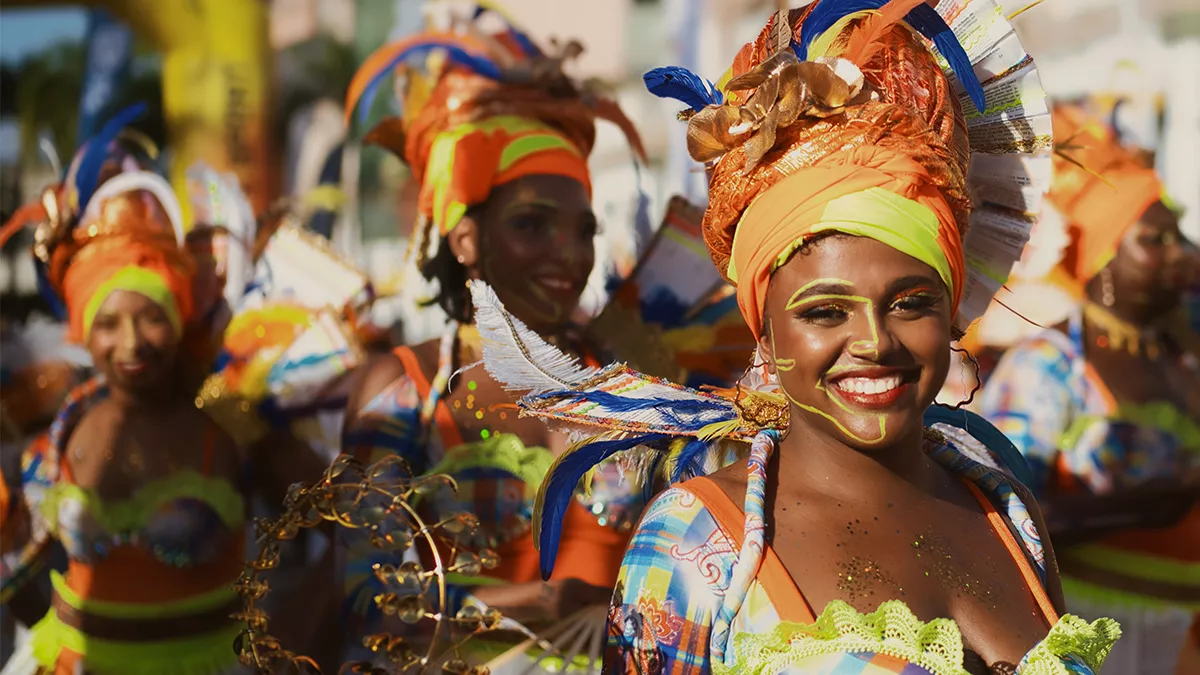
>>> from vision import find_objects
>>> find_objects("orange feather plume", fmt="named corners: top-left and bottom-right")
top-left (840, 0), bottom-right (928, 66)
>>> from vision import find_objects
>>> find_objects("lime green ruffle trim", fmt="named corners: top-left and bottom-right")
top-left (1017, 614), bottom-right (1121, 675)
top-left (714, 600), bottom-right (971, 675)
top-left (714, 601), bottom-right (1121, 675)
top-left (51, 570), bottom-right (237, 618)
top-left (1061, 574), bottom-right (1200, 611)
top-left (425, 433), bottom-right (554, 495)
top-left (30, 608), bottom-right (243, 675)
top-left (40, 469), bottom-right (244, 537)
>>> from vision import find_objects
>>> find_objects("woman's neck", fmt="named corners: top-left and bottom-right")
top-left (774, 419), bottom-right (940, 503)
top-left (107, 382), bottom-right (188, 413)
top-left (1084, 278), bottom-right (1163, 327)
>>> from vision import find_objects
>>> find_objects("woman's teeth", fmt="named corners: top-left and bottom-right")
top-left (834, 375), bottom-right (903, 395)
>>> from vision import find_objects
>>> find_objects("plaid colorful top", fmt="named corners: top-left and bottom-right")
top-left (980, 321), bottom-right (1200, 496)
top-left (340, 349), bottom-right (648, 651)
top-left (605, 431), bottom-right (1118, 675)
top-left (979, 317), bottom-right (1200, 607)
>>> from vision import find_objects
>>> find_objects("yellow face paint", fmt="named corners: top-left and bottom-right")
top-left (785, 277), bottom-right (857, 311)
top-left (773, 278), bottom-right (890, 446)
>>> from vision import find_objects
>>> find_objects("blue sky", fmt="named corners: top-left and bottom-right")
top-left (1, 9), bottom-right (88, 164)
top-left (0, 8), bottom-right (88, 64)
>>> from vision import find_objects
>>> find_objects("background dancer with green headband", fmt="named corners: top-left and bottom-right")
top-left (336, 2), bottom-right (650, 669)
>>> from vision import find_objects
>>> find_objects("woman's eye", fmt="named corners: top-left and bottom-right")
top-left (140, 313), bottom-right (171, 328)
top-left (891, 293), bottom-right (939, 314)
top-left (509, 214), bottom-right (549, 233)
top-left (1142, 232), bottom-right (1178, 247)
top-left (798, 305), bottom-right (849, 324)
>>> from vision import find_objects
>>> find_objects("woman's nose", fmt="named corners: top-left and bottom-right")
top-left (847, 306), bottom-right (896, 360)
top-left (550, 226), bottom-right (586, 265)
top-left (117, 317), bottom-right (141, 354)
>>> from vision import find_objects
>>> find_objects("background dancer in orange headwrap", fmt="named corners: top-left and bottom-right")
top-left (980, 104), bottom-right (1198, 675)
top-left (335, 2), bottom-right (647, 669)
top-left (0, 109), bottom-right (320, 675)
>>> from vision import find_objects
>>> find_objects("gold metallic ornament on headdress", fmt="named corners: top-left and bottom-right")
top-left (686, 50), bottom-right (867, 171)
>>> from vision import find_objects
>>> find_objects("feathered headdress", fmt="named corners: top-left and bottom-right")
top-left (647, 0), bottom-right (1052, 335)
top-left (10, 104), bottom-right (192, 342)
top-left (345, 1), bottom-right (646, 269)
top-left (471, 0), bottom-right (1053, 579)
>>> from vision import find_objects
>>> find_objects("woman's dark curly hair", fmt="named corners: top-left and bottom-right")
top-left (419, 241), bottom-right (472, 323)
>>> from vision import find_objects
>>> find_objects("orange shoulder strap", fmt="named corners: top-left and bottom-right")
top-left (391, 346), bottom-right (465, 449)
top-left (682, 476), bottom-right (815, 623)
top-left (962, 480), bottom-right (1059, 625)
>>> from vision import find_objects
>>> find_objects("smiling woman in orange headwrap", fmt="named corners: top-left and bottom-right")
top-left (980, 104), bottom-right (1197, 675)
top-left (463, 1), bottom-right (1126, 673)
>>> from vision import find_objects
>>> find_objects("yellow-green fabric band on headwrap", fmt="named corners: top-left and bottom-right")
top-left (82, 265), bottom-right (183, 340)
top-left (768, 187), bottom-right (954, 294)
top-left (421, 116), bottom-right (592, 235)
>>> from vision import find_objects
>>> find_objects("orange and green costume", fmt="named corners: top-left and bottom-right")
top-left (338, 5), bottom-right (646, 669)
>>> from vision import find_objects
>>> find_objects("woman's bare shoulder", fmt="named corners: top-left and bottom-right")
top-left (345, 337), bottom-right (440, 420)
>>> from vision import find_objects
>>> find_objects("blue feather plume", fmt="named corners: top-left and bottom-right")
top-left (643, 66), bottom-right (723, 112)
top-left (904, 4), bottom-right (985, 113)
top-left (34, 260), bottom-right (66, 320)
top-left (670, 438), bottom-right (714, 483)
top-left (538, 433), bottom-right (670, 579)
top-left (355, 42), bottom-right (504, 125)
top-left (74, 102), bottom-right (147, 212)
top-left (796, 0), bottom-right (889, 57)
top-left (795, 0), bottom-right (985, 114)
top-left (527, 389), bottom-right (734, 424)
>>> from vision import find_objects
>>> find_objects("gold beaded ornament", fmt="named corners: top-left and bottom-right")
top-left (233, 454), bottom-right (504, 675)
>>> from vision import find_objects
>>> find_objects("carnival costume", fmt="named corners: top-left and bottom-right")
top-left (0, 108), bottom-right (253, 675)
top-left (466, 1), bottom-right (1122, 674)
top-left (186, 163), bottom-right (372, 459)
top-left (337, 2), bottom-right (648, 668)
top-left (981, 104), bottom-right (1199, 675)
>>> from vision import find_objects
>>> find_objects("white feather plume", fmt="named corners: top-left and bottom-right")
top-left (468, 280), bottom-right (598, 395)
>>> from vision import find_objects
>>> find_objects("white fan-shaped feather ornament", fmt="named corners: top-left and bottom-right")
top-left (930, 0), bottom-right (1053, 332)
top-left (470, 281), bottom-right (746, 438)
top-left (469, 280), bottom-right (598, 396)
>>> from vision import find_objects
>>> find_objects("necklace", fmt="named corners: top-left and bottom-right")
top-left (1083, 302), bottom-right (1163, 359)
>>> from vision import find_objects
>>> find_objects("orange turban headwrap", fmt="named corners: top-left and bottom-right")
top-left (686, 5), bottom-right (970, 340)
top-left (348, 27), bottom-right (645, 251)
top-left (1049, 104), bottom-right (1163, 283)
top-left (46, 189), bottom-right (194, 343)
